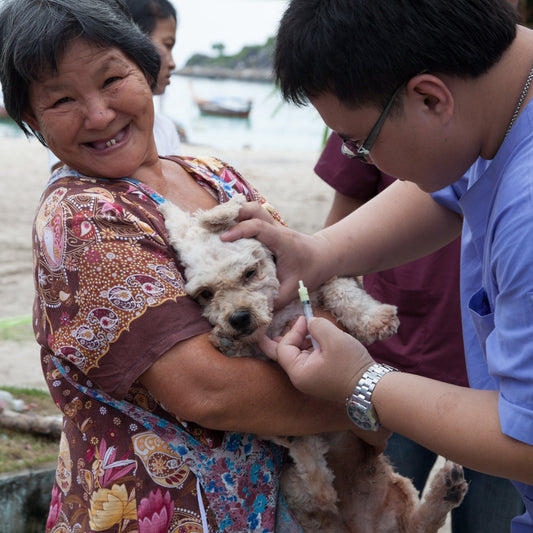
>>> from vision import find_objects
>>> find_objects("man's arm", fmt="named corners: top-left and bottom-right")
top-left (260, 315), bottom-right (533, 485)
top-left (223, 180), bottom-right (462, 307)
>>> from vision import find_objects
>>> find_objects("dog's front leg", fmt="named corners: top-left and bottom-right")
top-left (318, 276), bottom-right (399, 345)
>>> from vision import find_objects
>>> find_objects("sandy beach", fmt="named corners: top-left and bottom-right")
top-left (0, 136), bottom-right (333, 389)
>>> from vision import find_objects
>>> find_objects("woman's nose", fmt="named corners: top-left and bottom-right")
top-left (83, 96), bottom-right (115, 129)
top-left (168, 52), bottom-right (176, 72)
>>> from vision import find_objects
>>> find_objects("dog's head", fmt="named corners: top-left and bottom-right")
top-left (159, 194), bottom-right (280, 348)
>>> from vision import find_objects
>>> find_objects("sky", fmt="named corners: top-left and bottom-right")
top-left (171, 0), bottom-right (289, 68)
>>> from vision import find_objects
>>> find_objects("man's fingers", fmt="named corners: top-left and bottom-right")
top-left (278, 316), bottom-right (309, 350)
top-left (258, 335), bottom-right (279, 361)
top-left (240, 202), bottom-right (277, 223)
top-left (258, 317), bottom-right (310, 366)
top-left (221, 218), bottom-right (274, 243)
top-left (307, 315), bottom-right (339, 339)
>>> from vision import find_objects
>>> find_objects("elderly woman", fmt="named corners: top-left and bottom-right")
top-left (48, 0), bottom-right (181, 172)
top-left (0, 0), bottom-right (355, 531)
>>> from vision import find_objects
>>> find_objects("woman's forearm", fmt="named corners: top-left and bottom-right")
top-left (140, 333), bottom-right (352, 436)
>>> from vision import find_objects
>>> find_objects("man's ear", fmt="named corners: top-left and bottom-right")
top-left (406, 73), bottom-right (454, 124)
top-left (21, 109), bottom-right (40, 133)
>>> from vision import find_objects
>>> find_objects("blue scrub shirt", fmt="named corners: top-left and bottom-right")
top-left (432, 101), bottom-right (533, 531)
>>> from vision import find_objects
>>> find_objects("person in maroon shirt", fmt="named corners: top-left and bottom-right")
top-left (314, 132), bottom-right (523, 532)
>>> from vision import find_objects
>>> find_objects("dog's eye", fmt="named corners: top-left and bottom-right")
top-left (244, 268), bottom-right (256, 280)
top-left (196, 289), bottom-right (213, 301)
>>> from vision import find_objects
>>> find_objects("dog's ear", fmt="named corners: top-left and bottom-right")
top-left (195, 193), bottom-right (247, 232)
top-left (158, 200), bottom-right (193, 249)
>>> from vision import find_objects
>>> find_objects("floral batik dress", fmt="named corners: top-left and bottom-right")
top-left (34, 155), bottom-right (302, 533)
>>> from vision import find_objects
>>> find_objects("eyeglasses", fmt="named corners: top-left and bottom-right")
top-left (341, 83), bottom-right (406, 162)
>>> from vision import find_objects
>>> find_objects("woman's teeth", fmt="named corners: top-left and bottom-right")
top-left (106, 138), bottom-right (117, 148)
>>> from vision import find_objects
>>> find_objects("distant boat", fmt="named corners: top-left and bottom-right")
top-left (194, 96), bottom-right (252, 119)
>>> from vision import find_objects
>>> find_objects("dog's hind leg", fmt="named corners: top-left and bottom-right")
top-left (273, 435), bottom-right (349, 533)
top-left (317, 276), bottom-right (399, 345)
top-left (409, 461), bottom-right (468, 533)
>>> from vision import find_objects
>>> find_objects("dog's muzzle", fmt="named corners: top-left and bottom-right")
top-left (228, 309), bottom-right (255, 335)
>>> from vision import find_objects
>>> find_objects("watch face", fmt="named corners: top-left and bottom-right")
top-left (347, 401), bottom-right (374, 431)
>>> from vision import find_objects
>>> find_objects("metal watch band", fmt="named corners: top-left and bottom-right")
top-left (345, 363), bottom-right (398, 430)
top-left (348, 363), bottom-right (398, 403)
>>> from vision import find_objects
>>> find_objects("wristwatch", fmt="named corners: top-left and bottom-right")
top-left (345, 363), bottom-right (398, 431)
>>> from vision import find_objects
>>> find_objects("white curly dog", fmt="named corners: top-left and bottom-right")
top-left (159, 194), bottom-right (468, 533)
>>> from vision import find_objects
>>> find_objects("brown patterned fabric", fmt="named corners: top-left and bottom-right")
top-left (35, 156), bottom-right (296, 533)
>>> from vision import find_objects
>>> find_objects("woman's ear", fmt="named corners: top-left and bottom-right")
top-left (406, 73), bottom-right (454, 124)
top-left (22, 109), bottom-right (41, 133)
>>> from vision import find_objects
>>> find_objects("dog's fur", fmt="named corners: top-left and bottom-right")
top-left (159, 194), bottom-right (468, 532)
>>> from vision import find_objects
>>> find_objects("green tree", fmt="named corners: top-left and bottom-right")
top-left (212, 42), bottom-right (226, 58)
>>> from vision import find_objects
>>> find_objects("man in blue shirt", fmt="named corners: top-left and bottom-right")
top-left (222, 0), bottom-right (533, 530)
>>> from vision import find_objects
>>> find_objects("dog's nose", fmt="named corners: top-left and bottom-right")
top-left (229, 309), bottom-right (253, 333)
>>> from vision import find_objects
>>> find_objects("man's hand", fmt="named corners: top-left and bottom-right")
top-left (259, 316), bottom-right (374, 402)
top-left (221, 202), bottom-right (332, 308)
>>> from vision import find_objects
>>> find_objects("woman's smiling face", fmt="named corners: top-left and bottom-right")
top-left (24, 38), bottom-right (157, 179)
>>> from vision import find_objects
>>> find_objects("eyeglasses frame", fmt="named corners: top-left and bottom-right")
top-left (340, 83), bottom-right (406, 162)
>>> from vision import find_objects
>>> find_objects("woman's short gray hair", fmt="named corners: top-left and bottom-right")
top-left (0, 0), bottom-right (161, 144)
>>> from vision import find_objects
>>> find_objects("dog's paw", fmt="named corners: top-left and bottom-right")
top-left (196, 194), bottom-right (247, 232)
top-left (442, 462), bottom-right (469, 504)
top-left (408, 460), bottom-right (468, 532)
top-left (357, 304), bottom-right (399, 345)
top-left (426, 461), bottom-right (468, 507)
top-left (208, 330), bottom-right (262, 358)
top-left (209, 330), bottom-right (240, 356)
top-left (318, 277), bottom-right (399, 345)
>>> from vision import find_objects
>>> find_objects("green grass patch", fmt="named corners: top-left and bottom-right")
top-left (0, 315), bottom-right (34, 341)
top-left (0, 386), bottom-right (59, 474)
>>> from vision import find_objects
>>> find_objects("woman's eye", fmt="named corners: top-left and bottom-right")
top-left (104, 76), bottom-right (121, 87)
top-left (53, 96), bottom-right (72, 107)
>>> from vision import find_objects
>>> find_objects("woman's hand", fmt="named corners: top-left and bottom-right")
top-left (221, 201), bottom-right (333, 308)
top-left (259, 315), bottom-right (375, 402)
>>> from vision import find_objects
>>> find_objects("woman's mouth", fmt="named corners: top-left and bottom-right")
top-left (85, 125), bottom-right (130, 152)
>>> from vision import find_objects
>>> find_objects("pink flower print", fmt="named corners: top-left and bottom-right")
top-left (152, 250), bottom-right (167, 262)
top-left (220, 168), bottom-right (240, 190)
top-left (46, 484), bottom-right (62, 530)
top-left (125, 185), bottom-right (147, 201)
top-left (88, 439), bottom-right (137, 489)
top-left (60, 312), bottom-right (70, 326)
top-left (85, 249), bottom-right (102, 265)
top-left (97, 440), bottom-right (137, 488)
top-left (138, 489), bottom-right (175, 533)
top-left (99, 200), bottom-right (123, 216)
